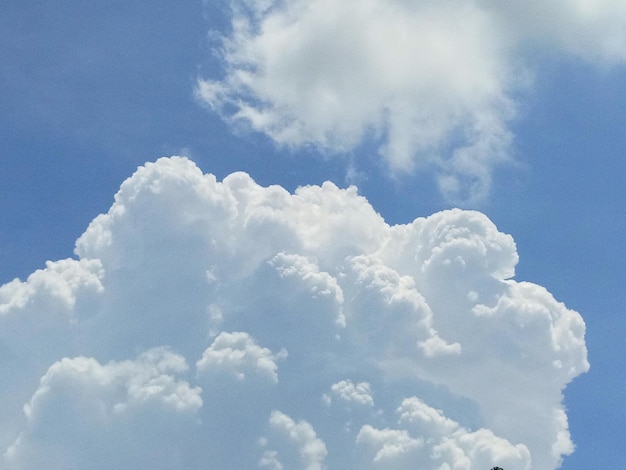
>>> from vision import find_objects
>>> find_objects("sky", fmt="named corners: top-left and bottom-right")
top-left (0, 1), bottom-right (624, 469)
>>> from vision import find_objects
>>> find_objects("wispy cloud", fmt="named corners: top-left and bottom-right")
top-left (198, 0), bottom-right (626, 202)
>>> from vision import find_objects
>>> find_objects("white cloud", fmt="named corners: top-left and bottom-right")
top-left (357, 397), bottom-right (531, 470)
top-left (0, 259), bottom-right (103, 315)
top-left (263, 410), bottom-right (328, 470)
top-left (196, 331), bottom-right (287, 383)
top-left (259, 449), bottom-right (284, 470)
top-left (356, 425), bottom-right (424, 468)
top-left (199, 0), bottom-right (626, 201)
top-left (328, 380), bottom-right (374, 407)
top-left (0, 157), bottom-right (588, 468)
top-left (4, 348), bottom-right (202, 470)
top-left (486, 0), bottom-right (626, 63)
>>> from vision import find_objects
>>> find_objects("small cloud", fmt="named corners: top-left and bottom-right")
top-left (265, 410), bottom-right (328, 470)
top-left (196, 331), bottom-right (287, 383)
top-left (329, 380), bottom-right (374, 407)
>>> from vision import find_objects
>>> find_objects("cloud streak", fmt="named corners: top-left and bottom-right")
top-left (0, 157), bottom-right (588, 468)
top-left (198, 0), bottom-right (626, 201)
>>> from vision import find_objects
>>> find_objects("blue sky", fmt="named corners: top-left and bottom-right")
top-left (1, 1), bottom-right (624, 469)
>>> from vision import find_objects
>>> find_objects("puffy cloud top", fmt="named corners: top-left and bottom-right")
top-left (198, 0), bottom-right (626, 201)
top-left (196, 331), bottom-right (287, 383)
top-left (0, 157), bottom-right (588, 469)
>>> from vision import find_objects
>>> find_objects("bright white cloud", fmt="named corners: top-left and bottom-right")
top-left (0, 258), bottom-right (103, 313)
top-left (0, 157), bottom-right (588, 468)
top-left (199, 0), bottom-right (626, 201)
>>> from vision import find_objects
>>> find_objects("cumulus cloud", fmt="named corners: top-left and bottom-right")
top-left (4, 348), bottom-right (202, 470)
top-left (0, 157), bottom-right (588, 468)
top-left (261, 410), bottom-right (328, 470)
top-left (327, 380), bottom-right (374, 408)
top-left (196, 331), bottom-right (287, 382)
top-left (198, 0), bottom-right (626, 201)
top-left (355, 397), bottom-right (532, 469)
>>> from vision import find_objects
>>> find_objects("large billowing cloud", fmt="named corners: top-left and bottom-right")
top-left (0, 157), bottom-right (588, 469)
top-left (197, 0), bottom-right (626, 201)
